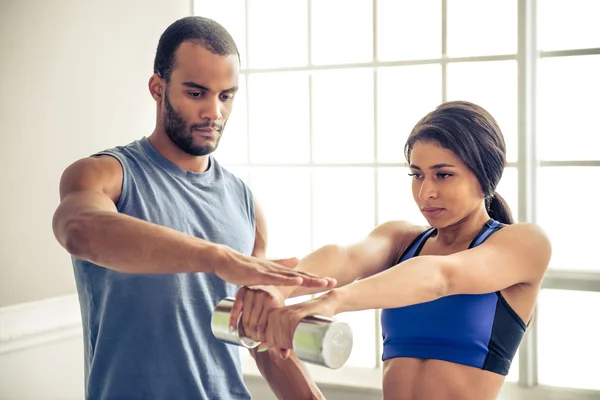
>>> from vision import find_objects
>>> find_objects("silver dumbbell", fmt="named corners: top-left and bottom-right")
top-left (211, 297), bottom-right (353, 369)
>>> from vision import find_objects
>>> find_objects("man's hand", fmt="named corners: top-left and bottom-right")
top-left (215, 251), bottom-right (337, 289)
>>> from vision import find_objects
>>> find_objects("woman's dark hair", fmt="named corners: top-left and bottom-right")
top-left (153, 16), bottom-right (240, 83)
top-left (404, 101), bottom-right (514, 224)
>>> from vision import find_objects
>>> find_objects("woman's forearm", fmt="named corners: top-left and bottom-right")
top-left (277, 244), bottom-right (359, 298)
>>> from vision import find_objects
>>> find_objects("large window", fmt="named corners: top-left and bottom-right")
top-left (194, 0), bottom-right (600, 395)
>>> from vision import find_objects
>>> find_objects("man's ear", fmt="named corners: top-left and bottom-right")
top-left (148, 74), bottom-right (164, 102)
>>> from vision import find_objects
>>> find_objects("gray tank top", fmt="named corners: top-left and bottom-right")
top-left (72, 137), bottom-right (255, 400)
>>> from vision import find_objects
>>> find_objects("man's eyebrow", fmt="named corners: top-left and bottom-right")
top-left (409, 163), bottom-right (456, 170)
top-left (182, 81), bottom-right (209, 91)
top-left (182, 82), bottom-right (239, 93)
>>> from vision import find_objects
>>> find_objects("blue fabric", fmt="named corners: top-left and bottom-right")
top-left (381, 219), bottom-right (526, 375)
top-left (72, 137), bottom-right (255, 399)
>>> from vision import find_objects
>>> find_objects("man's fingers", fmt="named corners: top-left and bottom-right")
top-left (270, 257), bottom-right (300, 269)
top-left (257, 273), bottom-right (334, 288)
top-left (247, 267), bottom-right (335, 288)
top-left (270, 267), bottom-right (337, 287)
top-left (256, 275), bottom-right (304, 287)
top-left (300, 277), bottom-right (337, 287)
top-left (292, 275), bottom-right (336, 288)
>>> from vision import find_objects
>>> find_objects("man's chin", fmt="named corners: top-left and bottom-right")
top-left (186, 144), bottom-right (218, 157)
top-left (186, 148), bottom-right (214, 157)
top-left (171, 133), bottom-right (221, 156)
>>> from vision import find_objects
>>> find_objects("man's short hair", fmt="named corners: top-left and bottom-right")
top-left (153, 16), bottom-right (240, 82)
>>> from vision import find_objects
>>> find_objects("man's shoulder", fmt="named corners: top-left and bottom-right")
top-left (93, 138), bottom-right (142, 157)
top-left (213, 158), bottom-right (250, 189)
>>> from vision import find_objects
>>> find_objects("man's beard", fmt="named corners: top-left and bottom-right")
top-left (163, 91), bottom-right (224, 156)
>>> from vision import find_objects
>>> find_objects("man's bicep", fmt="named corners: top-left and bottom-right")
top-left (55, 156), bottom-right (123, 222)
top-left (59, 156), bottom-right (123, 202)
top-left (252, 197), bottom-right (267, 258)
top-left (53, 156), bottom-right (123, 247)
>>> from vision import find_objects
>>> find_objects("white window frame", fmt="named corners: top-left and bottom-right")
top-left (193, 0), bottom-right (600, 397)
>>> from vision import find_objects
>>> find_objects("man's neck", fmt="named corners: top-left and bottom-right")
top-left (148, 130), bottom-right (210, 173)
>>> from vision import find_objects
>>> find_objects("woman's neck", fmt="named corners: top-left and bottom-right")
top-left (434, 206), bottom-right (491, 248)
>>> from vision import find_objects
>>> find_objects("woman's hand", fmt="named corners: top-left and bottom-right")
top-left (262, 290), bottom-right (342, 357)
top-left (231, 285), bottom-right (287, 346)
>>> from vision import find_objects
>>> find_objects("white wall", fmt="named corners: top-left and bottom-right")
top-left (0, 0), bottom-right (191, 306)
top-left (1, 335), bottom-right (84, 400)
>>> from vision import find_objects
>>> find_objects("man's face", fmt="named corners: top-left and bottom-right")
top-left (161, 42), bottom-right (239, 156)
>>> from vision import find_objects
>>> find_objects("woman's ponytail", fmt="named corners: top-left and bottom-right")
top-left (488, 192), bottom-right (514, 224)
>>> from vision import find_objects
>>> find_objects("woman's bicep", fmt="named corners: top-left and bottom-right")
top-left (348, 221), bottom-right (425, 280)
top-left (442, 223), bottom-right (552, 295)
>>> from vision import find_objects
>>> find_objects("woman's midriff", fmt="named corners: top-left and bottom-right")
top-left (382, 357), bottom-right (506, 400)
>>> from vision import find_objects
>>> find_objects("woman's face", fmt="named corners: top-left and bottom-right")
top-left (409, 141), bottom-right (485, 228)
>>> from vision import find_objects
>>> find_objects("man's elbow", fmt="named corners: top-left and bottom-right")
top-left (53, 212), bottom-right (93, 259)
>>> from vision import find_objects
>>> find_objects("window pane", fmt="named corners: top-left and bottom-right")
top-left (194, 0), bottom-right (247, 68)
top-left (506, 351), bottom-right (519, 382)
top-left (248, 72), bottom-right (310, 163)
top-left (312, 168), bottom-right (375, 248)
top-left (538, 289), bottom-right (600, 390)
top-left (377, 167), bottom-right (426, 226)
top-left (336, 309), bottom-right (377, 368)
top-left (447, 0), bottom-right (517, 57)
top-left (377, 0), bottom-right (441, 61)
top-left (249, 167), bottom-right (312, 258)
top-left (447, 61), bottom-right (518, 163)
top-left (247, 0), bottom-right (308, 68)
top-left (311, 0), bottom-right (372, 65)
top-left (538, 55), bottom-right (600, 161)
top-left (538, 0), bottom-right (600, 51)
top-left (495, 167), bottom-right (519, 223)
top-left (312, 69), bottom-right (374, 163)
top-left (377, 65), bottom-right (442, 163)
top-left (538, 167), bottom-right (600, 270)
top-left (214, 75), bottom-right (248, 164)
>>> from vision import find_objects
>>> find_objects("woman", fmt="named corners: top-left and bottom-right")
top-left (233, 101), bottom-right (551, 400)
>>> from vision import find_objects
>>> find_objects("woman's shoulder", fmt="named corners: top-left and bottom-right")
top-left (498, 222), bottom-right (550, 244)
top-left (492, 222), bottom-right (552, 267)
top-left (374, 220), bottom-right (431, 248)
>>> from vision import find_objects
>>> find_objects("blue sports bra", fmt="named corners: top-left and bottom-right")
top-left (380, 219), bottom-right (526, 375)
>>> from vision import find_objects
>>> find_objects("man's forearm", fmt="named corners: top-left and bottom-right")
top-left (253, 349), bottom-right (324, 400)
top-left (55, 209), bottom-right (225, 274)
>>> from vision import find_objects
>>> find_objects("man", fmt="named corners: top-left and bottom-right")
top-left (52, 16), bottom-right (333, 400)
